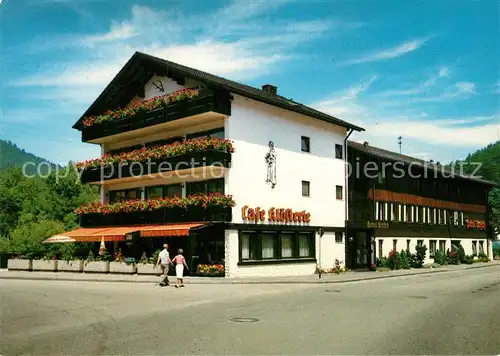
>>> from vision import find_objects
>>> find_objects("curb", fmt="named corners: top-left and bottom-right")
top-left (1, 263), bottom-right (498, 285)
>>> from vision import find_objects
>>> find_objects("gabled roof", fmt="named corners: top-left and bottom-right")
top-left (348, 140), bottom-right (499, 188)
top-left (73, 51), bottom-right (364, 132)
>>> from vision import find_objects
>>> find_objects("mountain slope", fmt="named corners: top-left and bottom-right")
top-left (0, 140), bottom-right (56, 175)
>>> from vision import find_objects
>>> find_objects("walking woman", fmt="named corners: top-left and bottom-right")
top-left (172, 249), bottom-right (189, 288)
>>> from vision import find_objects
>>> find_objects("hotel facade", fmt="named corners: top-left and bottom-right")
top-left (55, 52), bottom-right (496, 277)
top-left (67, 52), bottom-right (364, 277)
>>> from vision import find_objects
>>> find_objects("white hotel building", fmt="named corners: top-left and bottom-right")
top-left (66, 51), bottom-right (364, 277)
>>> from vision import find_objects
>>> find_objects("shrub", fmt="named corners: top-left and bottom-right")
top-left (433, 249), bottom-right (447, 266)
top-left (387, 249), bottom-right (402, 270)
top-left (452, 244), bottom-right (466, 263)
top-left (400, 250), bottom-right (411, 269)
top-left (464, 255), bottom-right (474, 264)
top-left (446, 249), bottom-right (460, 265)
top-left (413, 244), bottom-right (427, 268)
top-left (377, 257), bottom-right (390, 269)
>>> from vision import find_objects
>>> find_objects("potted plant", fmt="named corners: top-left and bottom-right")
top-left (83, 250), bottom-right (110, 273)
top-left (32, 252), bottom-right (58, 272)
top-left (7, 255), bottom-right (32, 271)
top-left (109, 249), bottom-right (137, 274)
top-left (136, 250), bottom-right (162, 275)
top-left (57, 245), bottom-right (83, 272)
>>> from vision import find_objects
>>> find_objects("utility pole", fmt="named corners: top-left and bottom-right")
top-left (397, 136), bottom-right (402, 154)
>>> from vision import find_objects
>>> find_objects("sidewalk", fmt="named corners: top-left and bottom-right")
top-left (1, 261), bottom-right (499, 284)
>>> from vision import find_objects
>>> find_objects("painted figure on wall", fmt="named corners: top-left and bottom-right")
top-left (265, 141), bottom-right (277, 188)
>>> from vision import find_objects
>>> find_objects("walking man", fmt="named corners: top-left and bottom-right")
top-left (156, 244), bottom-right (171, 287)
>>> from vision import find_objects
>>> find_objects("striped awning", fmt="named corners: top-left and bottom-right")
top-left (140, 223), bottom-right (210, 237)
top-left (43, 223), bottom-right (211, 243)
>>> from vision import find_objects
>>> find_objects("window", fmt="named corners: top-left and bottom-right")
top-left (239, 231), bottom-right (315, 262)
top-left (375, 202), bottom-right (380, 220)
top-left (146, 186), bottom-right (163, 199)
top-left (187, 128), bottom-right (224, 140)
top-left (186, 178), bottom-right (224, 195)
top-left (460, 212), bottom-right (464, 226)
top-left (430, 240), bottom-right (437, 257)
top-left (417, 240), bottom-right (424, 247)
top-left (335, 144), bottom-right (343, 159)
top-left (439, 240), bottom-right (446, 252)
top-left (479, 241), bottom-right (484, 254)
top-left (377, 202), bottom-right (384, 221)
top-left (335, 232), bottom-right (343, 243)
top-left (302, 181), bottom-right (310, 197)
top-left (414, 206), bottom-right (419, 223)
top-left (301, 136), bottom-right (310, 152)
top-left (165, 184), bottom-right (182, 197)
top-left (403, 205), bottom-right (408, 222)
top-left (378, 239), bottom-right (383, 258)
top-left (336, 185), bottom-right (343, 200)
top-left (298, 233), bottom-right (314, 257)
top-left (240, 232), bottom-right (257, 260)
top-left (391, 204), bottom-right (397, 221)
top-left (109, 188), bottom-right (141, 203)
top-left (108, 144), bottom-right (143, 155)
top-left (146, 184), bottom-right (182, 199)
top-left (281, 233), bottom-right (294, 258)
top-left (453, 211), bottom-right (459, 226)
top-left (261, 233), bottom-right (277, 259)
top-left (406, 239), bottom-right (411, 252)
top-left (472, 241), bottom-right (477, 255)
top-left (393, 239), bottom-right (397, 251)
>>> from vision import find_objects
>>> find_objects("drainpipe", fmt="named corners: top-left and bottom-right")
top-left (344, 129), bottom-right (354, 222)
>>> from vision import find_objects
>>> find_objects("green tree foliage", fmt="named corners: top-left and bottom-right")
top-left (0, 163), bottom-right (99, 256)
top-left (450, 140), bottom-right (500, 237)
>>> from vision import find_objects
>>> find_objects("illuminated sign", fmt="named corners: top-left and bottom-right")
top-left (465, 219), bottom-right (486, 230)
top-left (241, 205), bottom-right (311, 223)
top-left (367, 221), bottom-right (390, 229)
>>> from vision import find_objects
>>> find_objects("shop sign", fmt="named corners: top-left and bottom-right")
top-left (465, 219), bottom-right (486, 230)
top-left (367, 221), bottom-right (390, 229)
top-left (241, 205), bottom-right (311, 223)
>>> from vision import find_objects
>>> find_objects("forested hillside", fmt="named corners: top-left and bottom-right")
top-left (0, 139), bottom-right (58, 175)
top-left (0, 166), bottom-right (99, 262)
top-left (453, 140), bottom-right (500, 237)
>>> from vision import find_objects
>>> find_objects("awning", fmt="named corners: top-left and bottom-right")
top-left (43, 227), bottom-right (140, 243)
top-left (43, 223), bottom-right (211, 243)
top-left (140, 223), bottom-right (210, 237)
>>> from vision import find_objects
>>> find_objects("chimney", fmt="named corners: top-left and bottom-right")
top-left (262, 84), bottom-right (277, 95)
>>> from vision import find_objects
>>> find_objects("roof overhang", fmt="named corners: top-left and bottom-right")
top-left (73, 52), bottom-right (364, 133)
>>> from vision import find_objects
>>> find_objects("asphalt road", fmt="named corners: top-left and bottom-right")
top-left (1, 267), bottom-right (499, 355)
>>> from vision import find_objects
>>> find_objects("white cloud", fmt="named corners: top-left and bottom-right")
top-left (377, 67), bottom-right (449, 97)
top-left (80, 23), bottom-right (137, 47)
top-left (341, 37), bottom-right (430, 65)
top-left (310, 74), bottom-right (499, 162)
top-left (11, 1), bottom-right (357, 98)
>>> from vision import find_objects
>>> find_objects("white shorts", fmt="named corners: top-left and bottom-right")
top-left (175, 264), bottom-right (184, 278)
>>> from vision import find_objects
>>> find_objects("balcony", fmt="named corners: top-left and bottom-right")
top-left (80, 88), bottom-right (231, 143)
top-left (76, 137), bottom-right (233, 184)
top-left (76, 194), bottom-right (234, 227)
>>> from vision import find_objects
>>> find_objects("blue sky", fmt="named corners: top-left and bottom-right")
top-left (1, 0), bottom-right (499, 165)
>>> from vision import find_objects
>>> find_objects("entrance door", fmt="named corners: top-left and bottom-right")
top-left (346, 231), bottom-right (373, 270)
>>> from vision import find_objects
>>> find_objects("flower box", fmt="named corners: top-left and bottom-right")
top-left (109, 261), bottom-right (137, 274)
top-left (83, 261), bottom-right (110, 273)
top-left (7, 259), bottom-right (32, 271)
top-left (32, 259), bottom-right (58, 272)
top-left (58, 260), bottom-right (84, 272)
top-left (136, 263), bottom-right (162, 275)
